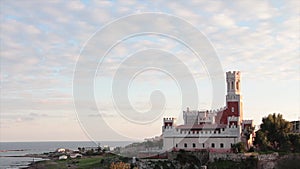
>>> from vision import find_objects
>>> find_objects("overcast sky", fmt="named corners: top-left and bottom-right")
top-left (1, 0), bottom-right (299, 142)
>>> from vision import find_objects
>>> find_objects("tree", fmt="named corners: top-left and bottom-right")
top-left (289, 133), bottom-right (300, 152)
top-left (254, 130), bottom-right (271, 151)
top-left (231, 142), bottom-right (246, 153)
top-left (255, 113), bottom-right (292, 151)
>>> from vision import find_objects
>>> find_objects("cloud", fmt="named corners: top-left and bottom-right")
top-left (88, 113), bottom-right (115, 118)
top-left (0, 0), bottom-right (299, 141)
top-left (212, 13), bottom-right (236, 28)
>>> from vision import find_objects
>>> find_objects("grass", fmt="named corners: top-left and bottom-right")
top-left (77, 156), bottom-right (104, 169)
top-left (30, 156), bottom-right (105, 169)
top-left (29, 153), bottom-right (131, 169)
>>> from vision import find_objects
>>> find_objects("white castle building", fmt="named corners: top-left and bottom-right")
top-left (162, 71), bottom-right (254, 152)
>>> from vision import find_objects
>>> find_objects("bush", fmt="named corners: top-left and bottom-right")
top-left (231, 142), bottom-right (246, 153)
top-left (110, 162), bottom-right (130, 169)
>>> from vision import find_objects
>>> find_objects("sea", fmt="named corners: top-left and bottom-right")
top-left (0, 141), bottom-right (134, 169)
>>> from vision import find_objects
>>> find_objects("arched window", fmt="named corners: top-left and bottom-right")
top-left (184, 143), bottom-right (187, 148)
top-left (227, 82), bottom-right (230, 91)
top-left (231, 81), bottom-right (234, 90)
top-left (211, 143), bottom-right (215, 148)
top-left (220, 143), bottom-right (224, 148)
top-left (193, 143), bottom-right (196, 148)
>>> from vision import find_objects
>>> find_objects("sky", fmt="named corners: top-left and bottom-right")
top-left (0, 0), bottom-right (299, 142)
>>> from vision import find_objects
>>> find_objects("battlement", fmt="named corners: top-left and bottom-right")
top-left (184, 107), bottom-right (226, 115)
top-left (163, 124), bottom-right (240, 138)
top-left (163, 117), bottom-right (175, 122)
top-left (242, 120), bottom-right (253, 124)
top-left (228, 116), bottom-right (239, 121)
top-left (226, 71), bottom-right (240, 78)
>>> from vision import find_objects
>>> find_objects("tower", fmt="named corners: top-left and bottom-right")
top-left (162, 118), bottom-right (176, 132)
top-left (225, 71), bottom-right (243, 124)
top-left (226, 71), bottom-right (241, 101)
top-left (219, 71), bottom-right (243, 125)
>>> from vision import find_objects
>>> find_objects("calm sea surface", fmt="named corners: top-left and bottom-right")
top-left (0, 141), bottom-right (133, 169)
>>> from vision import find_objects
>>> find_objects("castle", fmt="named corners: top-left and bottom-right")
top-left (162, 71), bottom-right (254, 152)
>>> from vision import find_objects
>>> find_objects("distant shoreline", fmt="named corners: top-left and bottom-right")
top-left (0, 141), bottom-right (135, 168)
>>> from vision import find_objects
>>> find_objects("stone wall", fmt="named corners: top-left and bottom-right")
top-left (137, 151), bottom-right (299, 169)
top-left (209, 152), bottom-right (279, 162)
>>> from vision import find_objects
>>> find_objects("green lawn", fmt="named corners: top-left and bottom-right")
top-left (30, 156), bottom-right (106, 169)
top-left (77, 156), bottom-right (104, 169)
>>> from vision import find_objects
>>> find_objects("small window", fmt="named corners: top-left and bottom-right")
top-left (231, 107), bottom-right (234, 112)
top-left (211, 143), bottom-right (215, 148)
top-left (202, 143), bottom-right (205, 148)
top-left (193, 143), bottom-right (196, 148)
top-left (184, 143), bottom-right (187, 148)
top-left (231, 81), bottom-right (234, 89)
top-left (220, 143), bottom-right (224, 148)
top-left (176, 144), bottom-right (178, 148)
top-left (227, 82), bottom-right (230, 91)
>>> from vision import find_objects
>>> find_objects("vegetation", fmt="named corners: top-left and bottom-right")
top-left (29, 153), bottom-right (133, 169)
top-left (254, 113), bottom-right (300, 152)
top-left (125, 139), bottom-right (163, 149)
top-left (114, 138), bottom-right (163, 157)
top-left (208, 156), bottom-right (258, 169)
top-left (77, 146), bottom-right (105, 156)
top-left (175, 150), bottom-right (202, 166)
top-left (276, 154), bottom-right (300, 169)
top-left (110, 162), bottom-right (131, 169)
top-left (29, 156), bottom-right (104, 169)
top-left (231, 142), bottom-right (246, 153)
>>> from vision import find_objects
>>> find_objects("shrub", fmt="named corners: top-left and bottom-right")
top-left (110, 162), bottom-right (130, 169)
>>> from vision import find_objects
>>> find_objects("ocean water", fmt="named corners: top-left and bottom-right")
top-left (0, 141), bottom-right (133, 169)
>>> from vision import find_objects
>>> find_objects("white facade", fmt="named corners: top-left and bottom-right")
top-left (162, 122), bottom-right (241, 151)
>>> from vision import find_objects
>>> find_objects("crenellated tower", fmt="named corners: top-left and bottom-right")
top-left (220, 71), bottom-right (243, 125)
top-left (226, 71), bottom-right (241, 100)
top-left (162, 118), bottom-right (176, 132)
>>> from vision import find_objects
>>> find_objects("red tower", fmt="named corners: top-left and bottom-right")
top-left (218, 71), bottom-right (243, 125)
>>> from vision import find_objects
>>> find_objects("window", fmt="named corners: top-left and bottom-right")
top-left (220, 143), bottom-right (224, 148)
top-left (227, 82), bottom-right (230, 91)
top-left (202, 143), bottom-right (205, 148)
top-left (193, 143), bottom-right (196, 148)
top-left (176, 144), bottom-right (178, 148)
top-left (211, 143), bottom-right (215, 148)
top-left (184, 143), bottom-right (187, 148)
top-left (231, 81), bottom-right (234, 89)
top-left (231, 107), bottom-right (234, 112)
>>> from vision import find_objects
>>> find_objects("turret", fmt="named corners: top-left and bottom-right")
top-left (226, 71), bottom-right (241, 101)
top-left (162, 118), bottom-right (176, 132)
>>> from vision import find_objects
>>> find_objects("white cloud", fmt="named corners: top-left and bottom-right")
top-left (212, 13), bottom-right (236, 28)
top-left (0, 0), bottom-right (299, 141)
